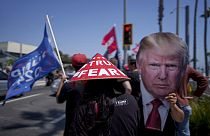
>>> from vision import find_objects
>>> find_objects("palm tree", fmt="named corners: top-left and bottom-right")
top-left (158, 0), bottom-right (164, 32)
top-left (193, 0), bottom-right (198, 69)
top-left (200, 0), bottom-right (210, 76)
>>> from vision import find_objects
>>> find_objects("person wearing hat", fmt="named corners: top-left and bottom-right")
top-left (68, 53), bottom-right (141, 136)
top-left (56, 53), bottom-right (88, 136)
top-left (71, 79), bottom-right (141, 136)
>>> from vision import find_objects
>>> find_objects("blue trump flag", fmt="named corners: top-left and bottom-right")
top-left (4, 25), bottom-right (61, 101)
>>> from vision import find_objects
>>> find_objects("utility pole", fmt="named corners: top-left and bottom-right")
top-left (123, 0), bottom-right (128, 65)
top-left (204, 0), bottom-right (208, 76)
top-left (176, 0), bottom-right (180, 35)
top-left (185, 5), bottom-right (190, 51)
top-left (158, 0), bottom-right (164, 32)
top-left (193, 0), bottom-right (198, 69)
top-left (123, 0), bottom-right (126, 28)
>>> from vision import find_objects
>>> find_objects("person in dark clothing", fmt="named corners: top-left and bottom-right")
top-left (136, 32), bottom-right (188, 136)
top-left (110, 93), bottom-right (140, 136)
top-left (46, 72), bottom-right (54, 86)
top-left (56, 53), bottom-right (88, 136)
top-left (68, 53), bottom-right (140, 136)
top-left (71, 79), bottom-right (141, 136)
top-left (126, 55), bottom-right (140, 100)
top-left (72, 79), bottom-right (118, 136)
top-left (109, 57), bottom-right (132, 95)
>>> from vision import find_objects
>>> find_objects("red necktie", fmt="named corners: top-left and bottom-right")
top-left (146, 99), bottom-right (162, 131)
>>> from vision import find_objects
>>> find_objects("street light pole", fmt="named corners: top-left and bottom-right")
top-left (123, 0), bottom-right (128, 65)
top-left (193, 0), bottom-right (198, 69)
top-left (158, 0), bottom-right (164, 32)
top-left (176, 0), bottom-right (180, 35)
top-left (185, 5), bottom-right (190, 49)
top-left (123, 0), bottom-right (126, 24)
top-left (204, 0), bottom-right (209, 76)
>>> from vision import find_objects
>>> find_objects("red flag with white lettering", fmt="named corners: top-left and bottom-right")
top-left (70, 53), bottom-right (129, 82)
top-left (101, 26), bottom-right (118, 54)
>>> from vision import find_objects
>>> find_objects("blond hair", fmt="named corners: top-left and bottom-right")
top-left (136, 32), bottom-right (189, 88)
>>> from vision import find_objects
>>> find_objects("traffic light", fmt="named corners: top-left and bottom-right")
top-left (123, 24), bottom-right (132, 45)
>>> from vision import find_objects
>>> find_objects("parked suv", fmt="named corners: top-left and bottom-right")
top-left (0, 71), bottom-right (8, 96)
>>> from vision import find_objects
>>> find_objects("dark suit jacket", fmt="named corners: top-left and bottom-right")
top-left (138, 97), bottom-right (176, 136)
top-left (111, 94), bottom-right (141, 136)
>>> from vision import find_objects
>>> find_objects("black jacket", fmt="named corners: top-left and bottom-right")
top-left (111, 94), bottom-right (141, 136)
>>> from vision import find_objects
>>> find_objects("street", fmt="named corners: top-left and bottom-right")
top-left (0, 86), bottom-right (65, 136)
top-left (0, 81), bottom-right (209, 136)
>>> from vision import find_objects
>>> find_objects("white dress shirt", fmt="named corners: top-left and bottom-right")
top-left (140, 80), bottom-right (170, 131)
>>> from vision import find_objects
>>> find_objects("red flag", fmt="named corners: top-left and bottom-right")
top-left (132, 43), bottom-right (140, 54)
top-left (102, 26), bottom-right (118, 54)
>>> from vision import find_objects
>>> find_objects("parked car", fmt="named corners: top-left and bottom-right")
top-left (0, 71), bottom-right (8, 96)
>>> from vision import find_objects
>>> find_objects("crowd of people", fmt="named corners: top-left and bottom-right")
top-left (54, 32), bottom-right (209, 136)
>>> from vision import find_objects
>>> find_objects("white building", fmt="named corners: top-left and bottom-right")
top-left (0, 41), bottom-right (37, 69)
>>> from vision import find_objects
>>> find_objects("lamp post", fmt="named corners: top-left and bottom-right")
top-left (193, 0), bottom-right (198, 69)
top-left (176, 0), bottom-right (180, 35)
top-left (123, 0), bottom-right (128, 65)
top-left (203, 0), bottom-right (209, 76)
top-left (185, 5), bottom-right (190, 48)
top-left (158, 0), bottom-right (164, 32)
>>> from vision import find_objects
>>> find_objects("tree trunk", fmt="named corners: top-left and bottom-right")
top-left (158, 0), bottom-right (164, 32)
top-left (193, 0), bottom-right (198, 69)
top-left (203, 0), bottom-right (209, 76)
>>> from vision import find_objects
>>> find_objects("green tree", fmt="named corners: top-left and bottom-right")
top-left (6, 58), bottom-right (14, 66)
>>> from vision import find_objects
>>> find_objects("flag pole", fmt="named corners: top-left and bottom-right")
top-left (45, 15), bottom-right (66, 77)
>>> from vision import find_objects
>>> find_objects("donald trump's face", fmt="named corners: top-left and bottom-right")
top-left (137, 47), bottom-right (180, 99)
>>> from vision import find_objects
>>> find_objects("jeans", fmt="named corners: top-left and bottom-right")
top-left (175, 105), bottom-right (192, 136)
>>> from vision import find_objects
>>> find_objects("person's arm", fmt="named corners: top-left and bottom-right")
top-left (115, 79), bottom-right (132, 94)
top-left (188, 66), bottom-right (209, 97)
top-left (122, 80), bottom-right (132, 94)
top-left (165, 93), bottom-right (184, 123)
top-left (56, 74), bottom-right (69, 103)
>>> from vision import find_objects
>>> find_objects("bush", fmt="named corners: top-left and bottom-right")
top-left (189, 95), bottom-right (210, 136)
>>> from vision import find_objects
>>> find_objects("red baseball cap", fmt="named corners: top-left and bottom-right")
top-left (71, 53), bottom-right (88, 67)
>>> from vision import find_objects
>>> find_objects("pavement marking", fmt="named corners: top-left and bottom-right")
top-left (0, 93), bottom-right (44, 105)
top-left (50, 114), bottom-right (65, 124)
